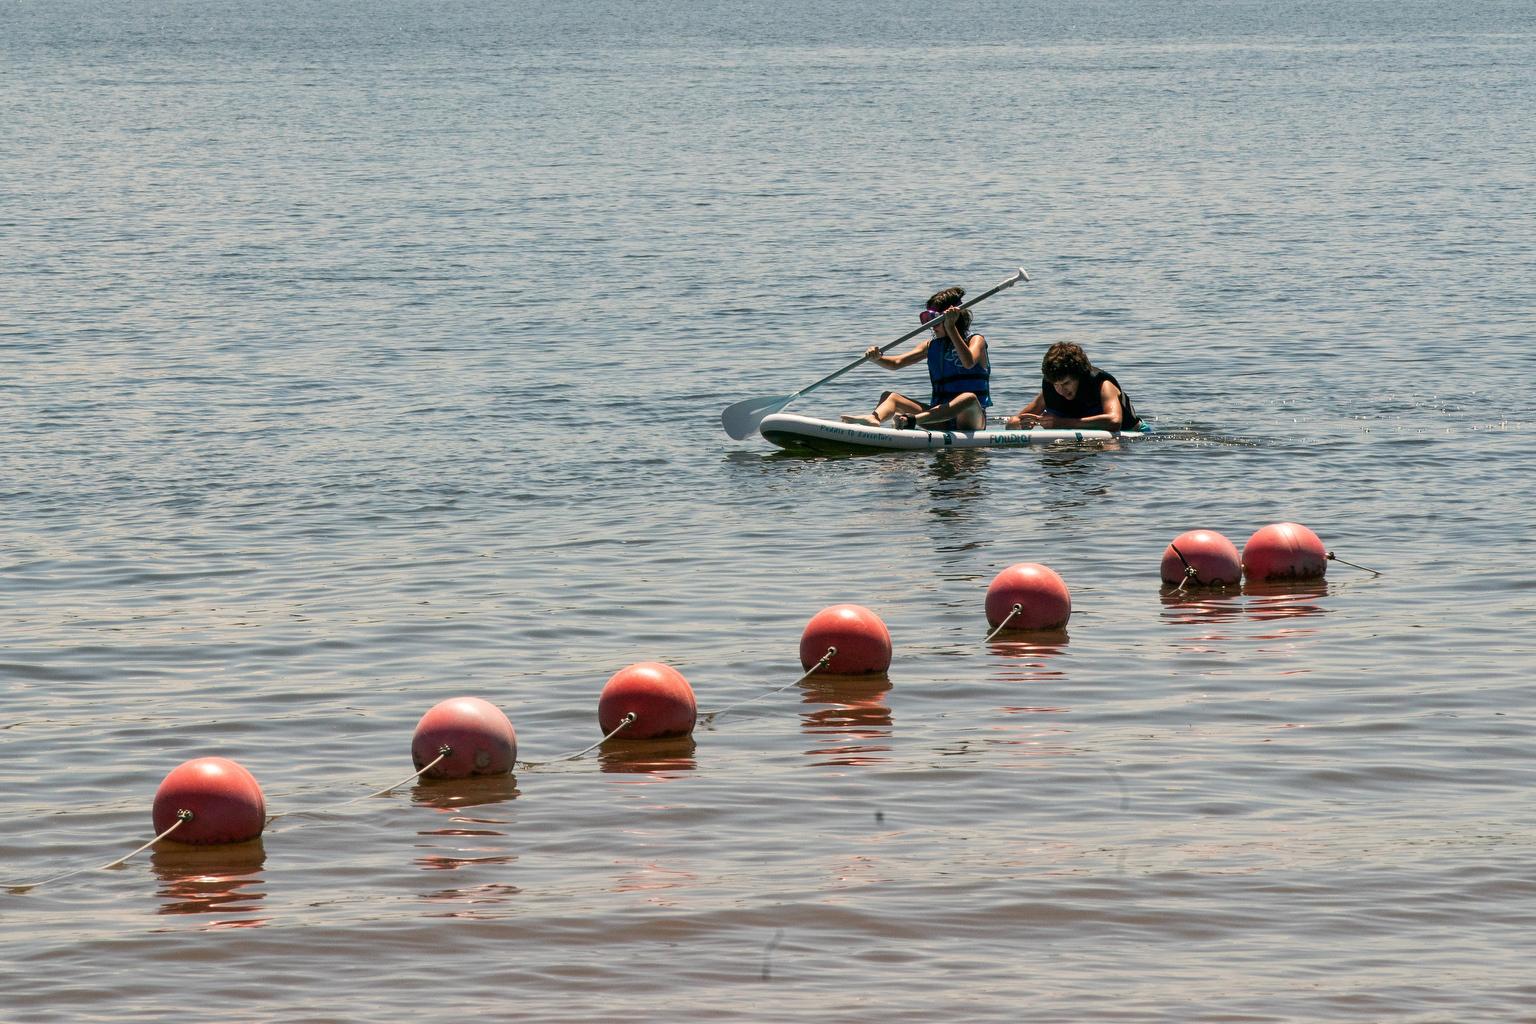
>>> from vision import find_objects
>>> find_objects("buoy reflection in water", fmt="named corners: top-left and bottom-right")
top-left (409, 774), bottom-right (521, 811)
top-left (801, 674), bottom-right (893, 768)
top-left (597, 737), bottom-right (697, 778)
top-left (1243, 580), bottom-right (1332, 656)
top-left (150, 841), bottom-right (267, 926)
top-left (1159, 588), bottom-right (1247, 626)
top-left (1243, 579), bottom-right (1331, 624)
top-left (410, 777), bottom-right (520, 874)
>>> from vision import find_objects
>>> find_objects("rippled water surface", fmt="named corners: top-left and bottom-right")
top-left (3, 1), bottom-right (1535, 1020)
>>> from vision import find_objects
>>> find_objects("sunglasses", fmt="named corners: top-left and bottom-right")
top-left (919, 308), bottom-right (940, 325)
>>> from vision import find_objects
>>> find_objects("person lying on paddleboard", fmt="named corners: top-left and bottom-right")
top-left (839, 286), bottom-right (990, 431)
top-left (1004, 341), bottom-right (1139, 431)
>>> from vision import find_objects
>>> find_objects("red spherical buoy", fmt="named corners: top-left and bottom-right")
top-left (1243, 522), bottom-right (1328, 581)
top-left (411, 697), bottom-right (518, 779)
top-left (800, 603), bottom-right (892, 675)
top-left (598, 662), bottom-right (697, 740)
top-left (1160, 529), bottom-right (1242, 587)
top-left (985, 563), bottom-right (1072, 631)
top-left (152, 757), bottom-right (266, 845)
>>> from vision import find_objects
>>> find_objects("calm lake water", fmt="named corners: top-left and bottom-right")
top-left (3, 1), bottom-right (1534, 1020)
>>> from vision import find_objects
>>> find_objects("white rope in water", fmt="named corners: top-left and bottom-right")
top-left (338, 748), bottom-right (451, 806)
top-left (698, 648), bottom-right (836, 724)
top-left (8, 711), bottom-right (678, 891)
top-left (9, 750), bottom-right (458, 892)
top-left (6, 810), bottom-right (191, 893)
top-left (984, 603), bottom-right (1023, 642)
top-left (261, 747), bottom-right (454, 825)
top-left (556, 712), bottom-right (636, 761)
top-left (518, 712), bottom-right (637, 769)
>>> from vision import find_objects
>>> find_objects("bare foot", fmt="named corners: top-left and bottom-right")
top-left (839, 413), bottom-right (879, 426)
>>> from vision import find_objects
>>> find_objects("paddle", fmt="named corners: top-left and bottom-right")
top-left (720, 267), bottom-right (1030, 439)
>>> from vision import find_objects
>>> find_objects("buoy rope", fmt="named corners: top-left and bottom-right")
top-left (1327, 551), bottom-right (1382, 576)
top-left (558, 712), bottom-right (637, 761)
top-left (6, 810), bottom-right (191, 894)
top-left (1169, 543), bottom-right (1201, 592)
top-left (984, 604), bottom-right (1024, 642)
top-left (517, 712), bottom-right (638, 768)
top-left (260, 747), bottom-right (456, 824)
top-left (698, 647), bottom-right (836, 724)
top-left (337, 746), bottom-right (452, 807)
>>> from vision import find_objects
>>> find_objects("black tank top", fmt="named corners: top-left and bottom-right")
top-left (1042, 368), bottom-right (1139, 427)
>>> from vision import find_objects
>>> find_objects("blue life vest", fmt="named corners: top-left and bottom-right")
top-left (1042, 368), bottom-right (1138, 426)
top-left (928, 334), bottom-right (991, 408)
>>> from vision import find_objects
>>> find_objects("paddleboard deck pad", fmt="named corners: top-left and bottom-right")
top-left (759, 413), bottom-right (1150, 453)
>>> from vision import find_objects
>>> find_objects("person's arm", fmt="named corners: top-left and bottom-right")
top-left (940, 317), bottom-right (985, 369)
top-left (862, 338), bottom-right (930, 369)
top-left (1078, 380), bottom-right (1125, 429)
top-left (1035, 380), bottom-right (1125, 430)
top-left (1004, 391), bottom-right (1046, 429)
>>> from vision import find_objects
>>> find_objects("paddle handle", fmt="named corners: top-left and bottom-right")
top-left (786, 267), bottom-right (1029, 401)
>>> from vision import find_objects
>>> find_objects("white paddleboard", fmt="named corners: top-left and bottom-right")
top-left (758, 413), bottom-right (1150, 452)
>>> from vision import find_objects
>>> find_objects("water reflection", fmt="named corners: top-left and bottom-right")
top-left (801, 674), bottom-right (893, 767)
top-left (1243, 579), bottom-right (1331, 624)
top-left (597, 736), bottom-right (697, 778)
top-left (413, 814), bottom-right (517, 872)
top-left (151, 839), bottom-right (267, 926)
top-left (1243, 579), bottom-right (1331, 652)
top-left (980, 720), bottom-right (1077, 765)
top-left (1034, 447), bottom-right (1118, 531)
top-left (409, 774), bottom-right (521, 811)
top-left (1158, 585), bottom-right (1245, 625)
top-left (420, 882), bottom-right (521, 920)
top-left (926, 448), bottom-right (987, 489)
top-left (414, 850), bottom-right (518, 872)
top-left (1159, 579), bottom-right (1333, 654)
top-left (610, 861), bottom-right (699, 903)
top-left (410, 776), bottom-right (520, 876)
top-left (987, 628), bottom-right (1069, 655)
top-left (986, 628), bottom-right (1071, 687)
top-left (924, 450), bottom-right (990, 564)
top-left (761, 447), bottom-right (884, 463)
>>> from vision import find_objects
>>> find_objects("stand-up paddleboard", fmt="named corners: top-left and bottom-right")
top-left (758, 413), bottom-right (1150, 454)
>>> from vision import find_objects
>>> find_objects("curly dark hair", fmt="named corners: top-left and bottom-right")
top-left (926, 286), bottom-right (972, 336)
top-left (1042, 342), bottom-right (1092, 382)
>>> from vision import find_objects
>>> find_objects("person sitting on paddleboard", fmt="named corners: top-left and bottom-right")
top-left (1004, 341), bottom-right (1139, 431)
top-left (839, 286), bottom-right (990, 431)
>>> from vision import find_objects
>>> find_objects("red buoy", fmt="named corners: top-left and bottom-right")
top-left (1160, 529), bottom-right (1241, 587)
top-left (800, 603), bottom-right (892, 675)
top-left (599, 662), bottom-right (697, 739)
top-left (985, 563), bottom-right (1072, 631)
top-left (152, 757), bottom-right (266, 845)
top-left (411, 697), bottom-right (518, 778)
top-left (1243, 522), bottom-right (1328, 581)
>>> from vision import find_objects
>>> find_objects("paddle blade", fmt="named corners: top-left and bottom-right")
top-left (722, 394), bottom-right (792, 439)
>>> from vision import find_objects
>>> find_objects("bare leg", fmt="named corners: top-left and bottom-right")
top-left (842, 392), bottom-right (923, 425)
top-left (912, 393), bottom-right (985, 430)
